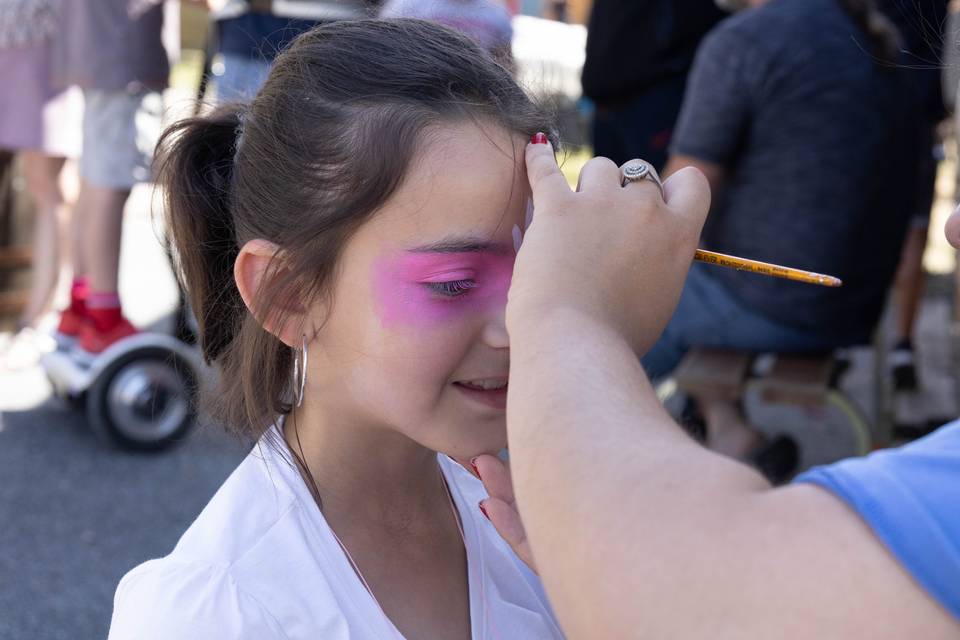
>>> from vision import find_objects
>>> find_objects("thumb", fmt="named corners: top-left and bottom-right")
top-left (525, 135), bottom-right (570, 209)
top-left (662, 166), bottom-right (711, 232)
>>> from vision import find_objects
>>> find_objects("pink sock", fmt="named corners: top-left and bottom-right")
top-left (69, 277), bottom-right (89, 314)
top-left (86, 291), bottom-right (123, 332)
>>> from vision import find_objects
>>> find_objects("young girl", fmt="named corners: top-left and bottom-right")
top-left (107, 19), bottom-right (564, 639)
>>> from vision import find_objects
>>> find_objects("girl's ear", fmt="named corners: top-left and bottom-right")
top-left (234, 239), bottom-right (319, 347)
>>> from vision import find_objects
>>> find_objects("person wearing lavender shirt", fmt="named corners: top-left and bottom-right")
top-left (380, 0), bottom-right (513, 66)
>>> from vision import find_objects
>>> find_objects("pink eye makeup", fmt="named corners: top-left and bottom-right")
top-left (424, 279), bottom-right (477, 298)
top-left (372, 240), bottom-right (515, 328)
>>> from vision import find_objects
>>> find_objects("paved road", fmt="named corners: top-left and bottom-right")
top-left (0, 403), bottom-right (247, 640)
top-left (0, 179), bottom-right (249, 640)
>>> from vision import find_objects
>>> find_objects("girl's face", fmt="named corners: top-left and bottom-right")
top-left (304, 122), bottom-right (529, 459)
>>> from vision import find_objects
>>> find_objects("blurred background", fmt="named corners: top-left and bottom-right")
top-left (1, 0), bottom-right (958, 637)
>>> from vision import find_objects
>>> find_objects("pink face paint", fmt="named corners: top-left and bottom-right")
top-left (373, 249), bottom-right (515, 328)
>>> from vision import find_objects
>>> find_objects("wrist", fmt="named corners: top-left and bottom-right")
top-left (507, 303), bottom-right (627, 355)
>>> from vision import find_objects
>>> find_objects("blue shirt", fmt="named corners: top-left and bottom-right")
top-left (796, 421), bottom-right (960, 621)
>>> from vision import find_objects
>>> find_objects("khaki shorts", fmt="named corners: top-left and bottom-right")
top-left (80, 88), bottom-right (162, 189)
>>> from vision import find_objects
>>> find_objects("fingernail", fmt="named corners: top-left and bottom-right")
top-left (470, 457), bottom-right (482, 479)
top-left (531, 132), bottom-right (548, 145)
top-left (478, 501), bottom-right (490, 520)
top-left (512, 224), bottom-right (523, 253)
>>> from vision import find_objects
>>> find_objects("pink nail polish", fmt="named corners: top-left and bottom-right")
top-left (478, 501), bottom-right (490, 520)
top-left (531, 132), bottom-right (548, 145)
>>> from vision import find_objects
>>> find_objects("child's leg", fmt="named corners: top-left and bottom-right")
top-left (55, 183), bottom-right (91, 345)
top-left (71, 88), bottom-right (161, 353)
top-left (81, 181), bottom-right (131, 332)
top-left (69, 180), bottom-right (90, 285)
top-left (82, 182), bottom-right (129, 299)
top-left (893, 224), bottom-right (929, 345)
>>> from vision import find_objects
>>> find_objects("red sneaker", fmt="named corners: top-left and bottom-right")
top-left (77, 316), bottom-right (139, 356)
top-left (55, 307), bottom-right (91, 350)
top-left (57, 307), bottom-right (87, 336)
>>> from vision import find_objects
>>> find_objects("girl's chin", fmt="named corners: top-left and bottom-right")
top-left (439, 436), bottom-right (507, 462)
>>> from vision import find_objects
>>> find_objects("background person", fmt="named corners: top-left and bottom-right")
top-left (379, 0), bottom-right (514, 66)
top-left (0, 0), bottom-right (81, 354)
top-left (651, 0), bottom-right (921, 465)
top-left (52, 0), bottom-right (168, 356)
top-left (879, 0), bottom-right (950, 390)
top-left (203, 0), bottom-right (377, 103)
top-left (581, 0), bottom-right (727, 170)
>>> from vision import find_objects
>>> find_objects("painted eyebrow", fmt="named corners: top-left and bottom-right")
top-left (408, 237), bottom-right (511, 254)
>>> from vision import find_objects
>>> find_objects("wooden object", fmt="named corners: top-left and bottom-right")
top-left (674, 348), bottom-right (752, 402)
top-left (754, 353), bottom-right (837, 405)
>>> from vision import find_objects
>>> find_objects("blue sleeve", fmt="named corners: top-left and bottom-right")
top-left (795, 421), bottom-right (960, 621)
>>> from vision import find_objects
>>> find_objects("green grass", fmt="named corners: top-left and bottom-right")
top-left (558, 145), bottom-right (592, 188)
top-left (170, 49), bottom-right (206, 93)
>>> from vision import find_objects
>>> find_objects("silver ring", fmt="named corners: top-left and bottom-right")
top-left (621, 160), bottom-right (664, 199)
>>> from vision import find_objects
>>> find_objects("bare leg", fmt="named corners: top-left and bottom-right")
top-left (80, 180), bottom-right (130, 293)
top-left (19, 152), bottom-right (66, 328)
top-left (69, 181), bottom-right (90, 281)
top-left (893, 225), bottom-right (929, 343)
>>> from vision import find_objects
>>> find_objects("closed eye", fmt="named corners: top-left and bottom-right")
top-left (424, 280), bottom-right (477, 298)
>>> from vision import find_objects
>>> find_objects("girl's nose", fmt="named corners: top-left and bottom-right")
top-left (482, 304), bottom-right (510, 350)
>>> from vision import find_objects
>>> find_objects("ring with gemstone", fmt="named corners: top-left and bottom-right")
top-left (621, 159), bottom-right (664, 199)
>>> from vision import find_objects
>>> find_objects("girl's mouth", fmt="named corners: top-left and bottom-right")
top-left (457, 378), bottom-right (508, 391)
top-left (453, 378), bottom-right (508, 409)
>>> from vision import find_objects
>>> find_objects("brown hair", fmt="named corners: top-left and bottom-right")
top-left (156, 19), bottom-right (556, 441)
top-left (837, 0), bottom-right (903, 65)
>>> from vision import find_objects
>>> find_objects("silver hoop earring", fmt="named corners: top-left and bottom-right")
top-left (292, 335), bottom-right (308, 408)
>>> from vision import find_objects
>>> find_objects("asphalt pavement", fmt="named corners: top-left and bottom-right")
top-left (0, 180), bottom-right (249, 640)
top-left (0, 406), bottom-right (247, 640)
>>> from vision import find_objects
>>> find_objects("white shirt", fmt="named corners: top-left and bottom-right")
top-left (107, 428), bottom-right (564, 639)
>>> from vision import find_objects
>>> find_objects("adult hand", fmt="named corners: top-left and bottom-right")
top-left (508, 138), bottom-right (711, 355)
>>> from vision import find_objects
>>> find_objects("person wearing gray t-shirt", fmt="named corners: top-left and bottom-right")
top-left (647, 0), bottom-right (922, 463)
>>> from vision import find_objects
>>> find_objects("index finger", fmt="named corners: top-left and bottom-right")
top-left (525, 136), bottom-right (570, 207)
top-left (473, 454), bottom-right (516, 506)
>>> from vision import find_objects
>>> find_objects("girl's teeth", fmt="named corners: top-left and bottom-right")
top-left (461, 379), bottom-right (507, 391)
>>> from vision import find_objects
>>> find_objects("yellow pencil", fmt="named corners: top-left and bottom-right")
top-left (694, 249), bottom-right (843, 288)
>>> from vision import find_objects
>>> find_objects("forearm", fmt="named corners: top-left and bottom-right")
top-left (506, 307), bottom-right (768, 638)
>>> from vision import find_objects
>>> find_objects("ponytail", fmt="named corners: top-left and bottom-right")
top-left (836, 0), bottom-right (903, 66)
top-left (155, 105), bottom-right (246, 365)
